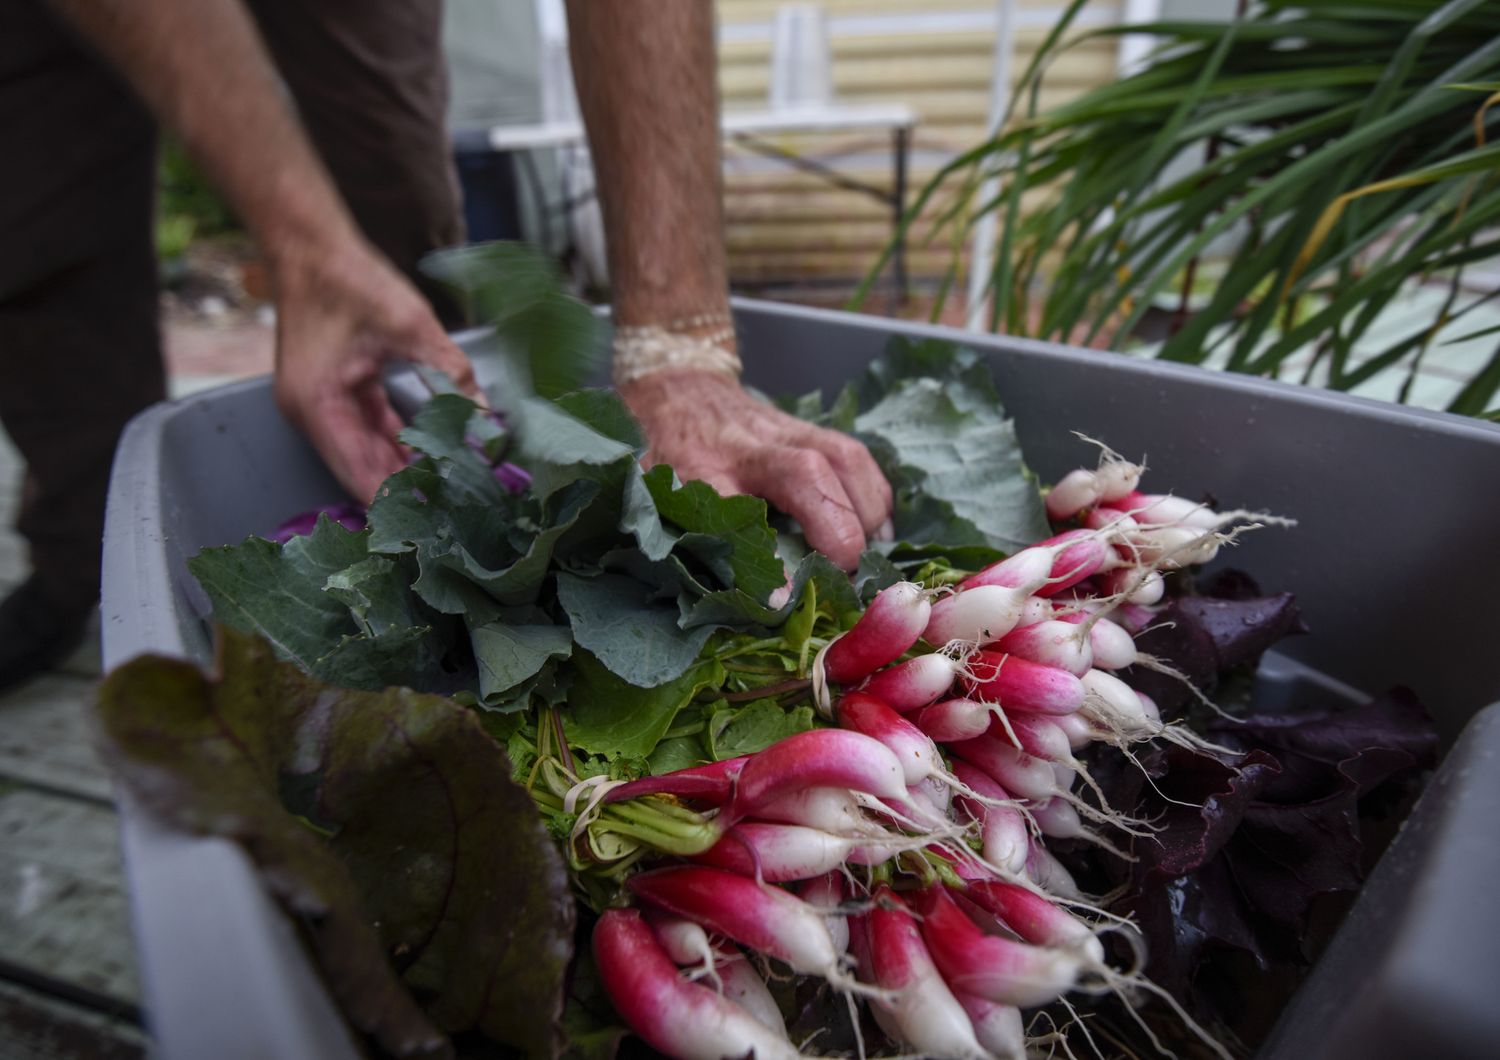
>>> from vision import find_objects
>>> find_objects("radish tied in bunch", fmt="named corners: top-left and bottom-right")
top-left (564, 455), bottom-right (1287, 1060)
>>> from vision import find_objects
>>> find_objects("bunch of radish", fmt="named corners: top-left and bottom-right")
top-left (584, 453), bottom-right (1256, 1060)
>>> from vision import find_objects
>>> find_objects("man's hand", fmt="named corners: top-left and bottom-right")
top-left (621, 370), bottom-right (893, 570)
top-left (270, 238), bottom-right (480, 503)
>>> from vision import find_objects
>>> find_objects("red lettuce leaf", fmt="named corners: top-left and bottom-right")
top-left (1123, 571), bottom-right (1308, 714)
top-left (1083, 688), bottom-right (1437, 1048)
top-left (95, 626), bottom-right (575, 1057)
top-left (1082, 572), bottom-right (1437, 1050)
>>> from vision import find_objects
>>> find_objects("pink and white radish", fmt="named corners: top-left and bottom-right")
top-left (924, 583), bottom-right (1036, 648)
top-left (726, 728), bottom-right (908, 822)
top-left (1045, 468), bottom-right (1105, 521)
top-left (913, 886), bottom-right (1087, 1008)
top-left (1081, 505), bottom-right (1138, 534)
top-left (963, 531), bottom-right (1112, 597)
top-left (995, 618), bottom-right (1094, 676)
top-left (594, 908), bottom-right (800, 1060)
top-left (650, 913), bottom-right (717, 969)
top-left (838, 693), bottom-right (1010, 827)
top-left (821, 581), bottom-right (931, 685)
top-left (1094, 456), bottom-right (1144, 502)
top-left (627, 865), bottom-right (859, 991)
top-left (604, 756), bottom-right (748, 805)
top-left (837, 692), bottom-right (949, 788)
top-left (948, 732), bottom-right (1073, 804)
top-left (1025, 838), bottom-right (1084, 900)
top-left (956, 992), bottom-right (1026, 1060)
top-left (1113, 600), bottom-right (1163, 632)
top-left (649, 914), bottom-right (788, 1035)
top-left (914, 697), bottom-right (996, 743)
top-left (1045, 455), bottom-right (1143, 521)
top-left (1125, 525), bottom-right (1221, 569)
top-left (951, 761), bottom-right (1030, 875)
top-left (876, 775), bottom-right (955, 833)
top-left (859, 652), bottom-right (961, 712)
top-left (754, 785), bottom-right (870, 836)
top-left (1050, 611), bottom-right (1137, 670)
top-left (798, 872), bottom-right (850, 955)
top-left (962, 880), bottom-right (1104, 963)
top-left (1104, 491), bottom-right (1220, 530)
top-left (862, 889), bottom-right (993, 1060)
top-left (993, 711), bottom-right (1074, 764)
top-left (696, 822), bottom-right (907, 882)
top-left (1048, 709), bottom-right (1099, 750)
top-left (714, 954), bottom-right (786, 1037)
top-left (1080, 668), bottom-right (1162, 740)
top-left (961, 651), bottom-right (1087, 716)
top-left (1096, 566), bottom-right (1167, 606)
top-left (1034, 532), bottom-right (1119, 597)
top-left (1029, 797), bottom-right (1133, 857)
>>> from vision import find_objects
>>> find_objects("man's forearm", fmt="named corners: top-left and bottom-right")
top-left (565, 0), bottom-right (730, 329)
top-left (48, 0), bottom-right (357, 265)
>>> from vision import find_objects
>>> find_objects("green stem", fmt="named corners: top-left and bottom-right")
top-left (924, 851), bottom-right (969, 890)
top-left (719, 637), bottom-right (791, 660)
top-left (723, 678), bottom-right (811, 703)
top-left (594, 813), bottom-right (723, 856)
top-left (604, 800), bottom-right (723, 847)
top-left (723, 662), bottom-right (793, 677)
top-left (609, 794), bottom-right (715, 826)
top-left (661, 718), bottom-right (708, 740)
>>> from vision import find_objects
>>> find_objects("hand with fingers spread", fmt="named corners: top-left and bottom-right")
top-left (270, 237), bottom-right (483, 504)
top-left (620, 369), bottom-right (893, 571)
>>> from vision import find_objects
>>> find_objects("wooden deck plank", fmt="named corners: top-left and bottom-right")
top-left (0, 981), bottom-right (144, 1060)
top-left (0, 789), bottom-right (138, 1008)
top-left (0, 671), bottom-right (113, 804)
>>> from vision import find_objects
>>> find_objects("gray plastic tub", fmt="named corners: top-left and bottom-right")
top-left (102, 298), bottom-right (1500, 1059)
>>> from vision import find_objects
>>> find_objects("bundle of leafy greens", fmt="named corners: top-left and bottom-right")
top-left (185, 247), bottom-right (1049, 723)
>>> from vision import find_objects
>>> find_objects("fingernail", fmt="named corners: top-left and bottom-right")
top-left (877, 519), bottom-right (895, 542)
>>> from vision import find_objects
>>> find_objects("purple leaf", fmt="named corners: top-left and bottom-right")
top-left (493, 462), bottom-right (533, 494)
top-left (1123, 574), bottom-right (1307, 713)
top-left (270, 503), bottom-right (367, 544)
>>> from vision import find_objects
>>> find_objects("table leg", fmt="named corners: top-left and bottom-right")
top-left (891, 125), bottom-right (910, 309)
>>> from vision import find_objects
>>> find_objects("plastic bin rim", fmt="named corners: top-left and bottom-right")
top-left (727, 295), bottom-right (1500, 445)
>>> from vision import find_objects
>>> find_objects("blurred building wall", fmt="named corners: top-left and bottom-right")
top-left (442, 1), bottom-right (1144, 295)
top-left (715, 0), bottom-right (1127, 292)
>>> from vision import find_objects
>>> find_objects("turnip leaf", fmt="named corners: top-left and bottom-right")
top-left (555, 573), bottom-right (717, 689)
top-left (855, 377), bottom-right (1047, 553)
top-left (188, 518), bottom-right (375, 674)
top-left (470, 621), bottom-right (573, 708)
top-left (422, 241), bottom-right (605, 400)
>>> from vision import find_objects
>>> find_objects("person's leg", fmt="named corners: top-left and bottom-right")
top-left (0, 1), bottom-right (166, 688)
top-left (247, 0), bottom-right (466, 322)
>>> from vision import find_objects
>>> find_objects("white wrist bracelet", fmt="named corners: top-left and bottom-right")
top-left (613, 323), bottom-right (742, 386)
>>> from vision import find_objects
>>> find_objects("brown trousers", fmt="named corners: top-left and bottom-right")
top-left (0, 0), bottom-right (463, 606)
